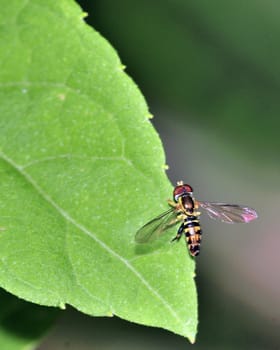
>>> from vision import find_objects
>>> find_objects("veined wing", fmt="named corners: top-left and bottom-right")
top-left (135, 208), bottom-right (178, 243)
top-left (198, 201), bottom-right (258, 224)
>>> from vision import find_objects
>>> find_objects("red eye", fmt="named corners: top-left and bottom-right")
top-left (173, 183), bottom-right (193, 201)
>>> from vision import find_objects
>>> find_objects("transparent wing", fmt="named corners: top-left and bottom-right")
top-left (198, 201), bottom-right (258, 224)
top-left (135, 208), bottom-right (178, 243)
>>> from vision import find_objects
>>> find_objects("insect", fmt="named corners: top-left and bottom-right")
top-left (135, 181), bottom-right (258, 257)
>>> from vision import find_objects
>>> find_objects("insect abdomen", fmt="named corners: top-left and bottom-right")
top-left (184, 218), bottom-right (202, 257)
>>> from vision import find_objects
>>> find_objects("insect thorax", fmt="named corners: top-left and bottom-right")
top-left (178, 195), bottom-right (195, 214)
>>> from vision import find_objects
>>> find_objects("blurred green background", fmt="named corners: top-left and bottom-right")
top-left (39, 1), bottom-right (280, 349)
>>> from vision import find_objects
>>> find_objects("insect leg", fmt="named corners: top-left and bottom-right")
top-left (171, 223), bottom-right (184, 242)
top-left (167, 199), bottom-right (178, 208)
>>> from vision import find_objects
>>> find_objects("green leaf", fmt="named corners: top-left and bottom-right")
top-left (0, 0), bottom-right (197, 341)
top-left (0, 288), bottom-right (58, 350)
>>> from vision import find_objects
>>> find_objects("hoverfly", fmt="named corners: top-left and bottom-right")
top-left (135, 181), bottom-right (258, 257)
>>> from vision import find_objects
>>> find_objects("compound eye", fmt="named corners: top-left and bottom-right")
top-left (183, 184), bottom-right (193, 193)
top-left (173, 183), bottom-right (193, 201)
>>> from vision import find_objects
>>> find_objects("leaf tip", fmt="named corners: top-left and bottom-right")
top-left (146, 113), bottom-right (154, 119)
top-left (58, 302), bottom-right (66, 310)
top-left (189, 335), bottom-right (196, 344)
top-left (81, 11), bottom-right (88, 19)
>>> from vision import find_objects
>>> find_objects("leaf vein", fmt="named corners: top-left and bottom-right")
top-left (21, 154), bottom-right (131, 169)
top-left (0, 151), bottom-right (182, 324)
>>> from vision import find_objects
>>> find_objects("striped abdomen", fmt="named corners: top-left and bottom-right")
top-left (183, 216), bottom-right (202, 256)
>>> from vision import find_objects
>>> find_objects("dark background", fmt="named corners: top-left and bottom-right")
top-left (39, 1), bottom-right (280, 349)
